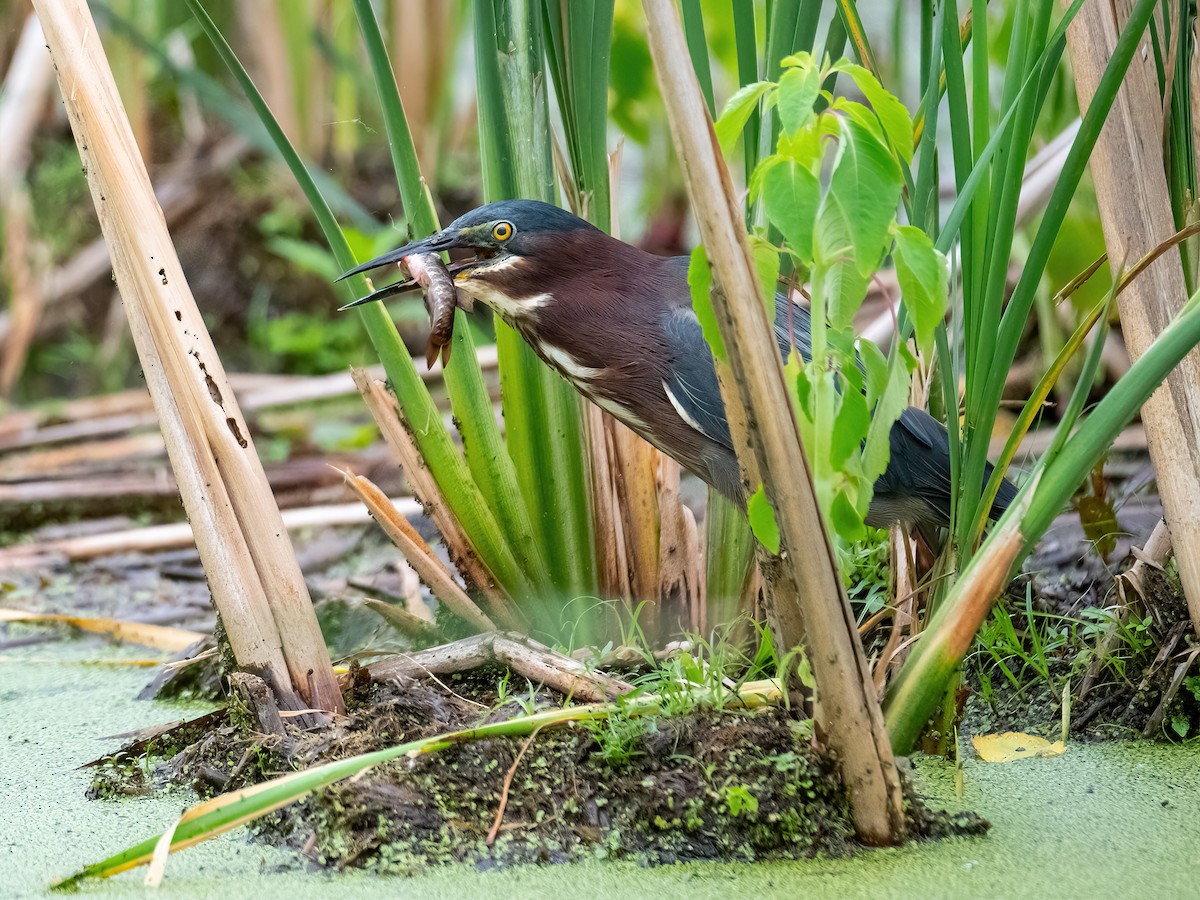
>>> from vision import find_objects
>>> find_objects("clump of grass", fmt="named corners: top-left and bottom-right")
top-left (838, 528), bottom-right (892, 622)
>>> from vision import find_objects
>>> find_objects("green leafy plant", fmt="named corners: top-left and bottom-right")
top-left (723, 783), bottom-right (760, 817)
top-left (713, 52), bottom-right (946, 544)
top-left (972, 592), bottom-right (1071, 698)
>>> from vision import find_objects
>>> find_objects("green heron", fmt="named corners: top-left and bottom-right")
top-left (340, 199), bottom-right (1017, 542)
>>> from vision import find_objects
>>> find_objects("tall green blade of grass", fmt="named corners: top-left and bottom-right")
top-left (886, 286), bottom-right (1200, 752)
top-left (184, 0), bottom-right (536, 602)
top-left (757, 0), bottom-right (821, 168)
top-left (834, 0), bottom-right (881, 78)
top-left (475, 0), bottom-right (597, 613)
top-left (352, 0), bottom-right (550, 594)
top-left (732, 1), bottom-right (760, 184)
top-left (1162, 2), bottom-right (1197, 291)
top-left (543, 0), bottom-right (615, 230)
top-left (959, 0), bottom-right (1157, 549)
top-left (679, 0), bottom-right (715, 116)
top-left (766, 0), bottom-right (821, 82)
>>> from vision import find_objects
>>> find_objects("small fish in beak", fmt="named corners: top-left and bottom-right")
top-left (401, 252), bottom-right (463, 369)
top-left (338, 240), bottom-right (475, 370)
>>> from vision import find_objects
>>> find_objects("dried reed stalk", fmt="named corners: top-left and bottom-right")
top-left (33, 0), bottom-right (341, 713)
top-left (337, 468), bottom-right (495, 633)
top-left (642, 0), bottom-right (905, 844)
top-left (0, 495), bottom-right (421, 569)
top-left (585, 403), bottom-right (632, 599)
top-left (0, 14), bottom-right (55, 395)
top-left (1067, 0), bottom-right (1200, 635)
top-left (351, 368), bottom-right (525, 629)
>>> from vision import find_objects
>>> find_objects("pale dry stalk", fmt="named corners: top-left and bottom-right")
top-left (336, 467), bottom-right (496, 633)
top-left (33, 0), bottom-right (341, 713)
top-left (351, 368), bottom-right (525, 629)
top-left (1067, 0), bottom-right (1200, 636)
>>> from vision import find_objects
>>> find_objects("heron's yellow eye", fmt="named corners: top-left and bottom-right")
top-left (492, 221), bottom-right (514, 241)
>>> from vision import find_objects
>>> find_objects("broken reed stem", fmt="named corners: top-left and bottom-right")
top-left (361, 598), bottom-right (442, 643)
top-left (33, 0), bottom-right (341, 713)
top-left (366, 632), bottom-right (634, 703)
top-left (351, 368), bottom-right (525, 630)
top-left (336, 467), bottom-right (496, 633)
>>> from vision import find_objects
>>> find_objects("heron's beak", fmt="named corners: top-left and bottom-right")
top-left (336, 229), bottom-right (476, 310)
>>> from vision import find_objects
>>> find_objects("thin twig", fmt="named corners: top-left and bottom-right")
top-left (486, 725), bottom-right (544, 845)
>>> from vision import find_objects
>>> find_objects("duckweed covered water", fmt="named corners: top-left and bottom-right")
top-left (2, 644), bottom-right (1197, 899)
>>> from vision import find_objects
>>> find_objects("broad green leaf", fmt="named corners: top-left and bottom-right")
top-left (715, 80), bottom-right (774, 154)
top-left (827, 329), bottom-right (861, 384)
top-left (775, 115), bottom-right (825, 166)
top-left (748, 484), bottom-right (781, 554)
top-left (858, 338), bottom-right (889, 404)
top-left (778, 51), bottom-right (818, 69)
top-left (777, 62), bottom-right (821, 137)
top-left (835, 63), bottom-right (914, 162)
top-left (861, 352), bottom-right (911, 483)
top-left (830, 488), bottom-right (866, 542)
top-left (830, 96), bottom-right (888, 143)
top-left (762, 158), bottom-right (820, 265)
top-left (796, 653), bottom-right (816, 689)
top-left (892, 224), bottom-right (950, 355)
top-left (748, 233), bottom-right (781, 313)
top-left (831, 384), bottom-right (869, 468)
top-left (822, 116), bottom-right (903, 278)
top-left (688, 246), bottom-right (725, 361)
top-left (811, 204), bottom-right (853, 330)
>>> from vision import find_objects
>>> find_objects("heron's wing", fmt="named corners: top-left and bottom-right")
top-left (660, 305), bottom-right (734, 451)
top-left (667, 256), bottom-right (812, 363)
top-left (884, 407), bottom-right (1018, 522)
top-left (771, 294), bottom-right (814, 364)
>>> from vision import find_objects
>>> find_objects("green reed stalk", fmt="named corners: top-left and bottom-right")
top-left (475, 0), bottom-right (598, 612)
top-left (186, 0), bottom-right (536, 601)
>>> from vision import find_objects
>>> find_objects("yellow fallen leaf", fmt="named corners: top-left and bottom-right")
top-left (972, 732), bottom-right (1066, 762)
